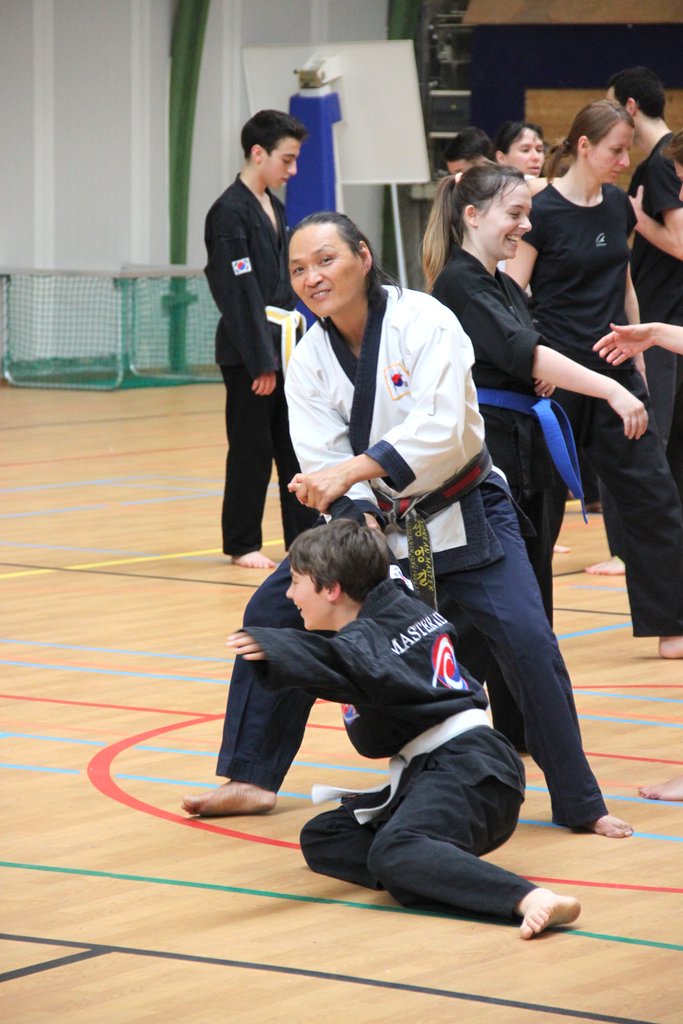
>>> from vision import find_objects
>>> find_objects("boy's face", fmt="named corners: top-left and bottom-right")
top-left (286, 570), bottom-right (333, 631)
top-left (254, 136), bottom-right (301, 191)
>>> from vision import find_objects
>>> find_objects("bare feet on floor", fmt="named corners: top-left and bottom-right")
top-left (638, 774), bottom-right (683, 801)
top-left (517, 888), bottom-right (581, 940)
top-left (583, 813), bottom-right (633, 838)
top-left (658, 636), bottom-right (683, 659)
top-left (584, 555), bottom-right (625, 576)
top-left (181, 781), bottom-right (277, 817)
top-left (230, 551), bottom-right (276, 569)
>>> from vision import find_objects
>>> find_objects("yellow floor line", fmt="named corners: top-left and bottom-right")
top-left (0, 538), bottom-right (283, 579)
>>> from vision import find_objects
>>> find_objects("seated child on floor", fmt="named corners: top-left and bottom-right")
top-left (227, 519), bottom-right (580, 939)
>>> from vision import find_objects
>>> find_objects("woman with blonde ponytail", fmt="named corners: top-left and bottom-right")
top-left (421, 162), bottom-right (647, 742)
top-left (507, 99), bottom-right (683, 661)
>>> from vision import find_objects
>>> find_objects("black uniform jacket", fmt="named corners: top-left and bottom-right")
top-left (248, 579), bottom-right (490, 759)
top-left (204, 176), bottom-right (296, 376)
top-left (432, 246), bottom-right (554, 494)
top-left (248, 580), bottom-right (525, 803)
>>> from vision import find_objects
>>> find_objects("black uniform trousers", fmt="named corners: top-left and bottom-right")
top-left (300, 729), bottom-right (534, 920)
top-left (217, 481), bottom-right (608, 829)
top-left (546, 366), bottom-right (683, 636)
top-left (637, 346), bottom-right (683, 509)
top-left (597, 347), bottom-right (683, 560)
top-left (667, 354), bottom-right (683, 506)
top-left (221, 364), bottom-right (316, 556)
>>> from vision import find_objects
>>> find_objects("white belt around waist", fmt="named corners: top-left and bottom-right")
top-left (265, 305), bottom-right (306, 374)
top-left (311, 706), bottom-right (491, 825)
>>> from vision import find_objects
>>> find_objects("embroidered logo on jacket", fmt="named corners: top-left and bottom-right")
top-left (342, 703), bottom-right (359, 725)
top-left (383, 362), bottom-right (411, 400)
top-left (232, 257), bottom-right (252, 275)
top-left (431, 633), bottom-right (468, 690)
top-left (595, 233), bottom-right (606, 248)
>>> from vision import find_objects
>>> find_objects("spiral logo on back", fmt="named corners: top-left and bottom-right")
top-left (431, 634), bottom-right (467, 690)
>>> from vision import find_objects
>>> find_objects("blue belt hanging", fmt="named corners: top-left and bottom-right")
top-left (477, 387), bottom-right (588, 523)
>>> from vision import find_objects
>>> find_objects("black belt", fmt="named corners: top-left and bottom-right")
top-left (376, 447), bottom-right (492, 609)
top-left (376, 446), bottom-right (492, 523)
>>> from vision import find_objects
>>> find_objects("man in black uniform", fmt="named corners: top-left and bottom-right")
top-left (204, 109), bottom-right (317, 568)
top-left (228, 519), bottom-right (581, 940)
top-left (608, 67), bottom-right (683, 504)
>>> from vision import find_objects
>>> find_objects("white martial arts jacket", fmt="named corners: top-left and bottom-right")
top-left (285, 286), bottom-right (487, 564)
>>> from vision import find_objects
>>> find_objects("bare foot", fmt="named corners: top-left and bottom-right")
top-left (230, 551), bottom-right (276, 570)
top-left (658, 636), bottom-right (683, 659)
top-left (517, 888), bottom-right (581, 940)
top-left (639, 774), bottom-right (683, 801)
top-left (181, 781), bottom-right (277, 817)
top-left (581, 813), bottom-right (633, 838)
top-left (584, 555), bottom-right (625, 576)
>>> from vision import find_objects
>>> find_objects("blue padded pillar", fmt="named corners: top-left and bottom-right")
top-left (285, 91), bottom-right (342, 225)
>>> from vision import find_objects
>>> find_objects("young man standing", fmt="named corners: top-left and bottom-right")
top-left (205, 109), bottom-right (317, 569)
top-left (608, 68), bottom-right (683, 503)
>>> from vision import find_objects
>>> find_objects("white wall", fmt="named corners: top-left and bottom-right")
top-left (0, 0), bottom-right (389, 272)
top-left (1, 0), bottom-right (40, 267)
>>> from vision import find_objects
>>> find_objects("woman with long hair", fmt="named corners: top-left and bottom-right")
top-left (421, 163), bottom-right (646, 740)
top-left (507, 99), bottom-right (683, 660)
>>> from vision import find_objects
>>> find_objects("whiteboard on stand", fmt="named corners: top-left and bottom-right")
top-left (242, 40), bottom-right (430, 186)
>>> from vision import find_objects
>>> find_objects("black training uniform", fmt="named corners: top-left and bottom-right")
top-left (204, 176), bottom-right (315, 556)
top-left (247, 578), bottom-right (534, 921)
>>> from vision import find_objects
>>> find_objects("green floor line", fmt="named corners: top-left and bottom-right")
top-left (3, 860), bottom-right (682, 952)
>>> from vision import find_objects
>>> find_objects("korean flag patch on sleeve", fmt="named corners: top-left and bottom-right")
top-left (232, 257), bottom-right (252, 275)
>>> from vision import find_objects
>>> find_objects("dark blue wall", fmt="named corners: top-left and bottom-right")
top-left (470, 24), bottom-right (683, 135)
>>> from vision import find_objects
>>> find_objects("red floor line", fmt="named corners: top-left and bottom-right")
top-left (1, 657), bottom-right (227, 682)
top-left (0, 692), bottom-right (223, 719)
top-left (86, 717), bottom-right (299, 850)
top-left (574, 684), bottom-right (683, 690)
top-left (86, 718), bottom-right (683, 890)
top-left (7, 693), bottom-right (683, 766)
top-left (584, 751), bottom-right (683, 767)
top-left (528, 874), bottom-right (683, 895)
top-left (0, 442), bottom-right (223, 471)
top-left (79, 711), bottom-right (683, 892)
top-left (583, 711), bottom-right (683, 724)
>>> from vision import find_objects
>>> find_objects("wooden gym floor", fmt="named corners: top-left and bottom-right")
top-left (1, 381), bottom-right (682, 1023)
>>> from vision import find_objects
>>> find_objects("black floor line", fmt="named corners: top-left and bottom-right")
top-left (553, 606), bottom-right (632, 618)
top-left (0, 947), bottom-right (105, 983)
top-left (0, 562), bottom-right (259, 590)
top-left (2, 563), bottom-right (636, 605)
top-left (0, 933), bottom-right (657, 1023)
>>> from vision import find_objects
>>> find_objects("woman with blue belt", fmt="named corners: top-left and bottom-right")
top-left (421, 162), bottom-right (646, 740)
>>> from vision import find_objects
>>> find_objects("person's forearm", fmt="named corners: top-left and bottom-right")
top-left (339, 454), bottom-right (387, 488)
top-left (638, 322), bottom-right (683, 355)
top-left (533, 346), bottom-right (624, 400)
top-left (633, 211), bottom-right (683, 260)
